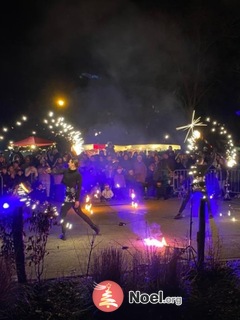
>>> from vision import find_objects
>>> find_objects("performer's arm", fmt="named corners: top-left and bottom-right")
top-left (50, 167), bottom-right (66, 175)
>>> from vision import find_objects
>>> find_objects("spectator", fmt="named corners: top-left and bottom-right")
top-left (21, 155), bottom-right (32, 171)
top-left (37, 158), bottom-right (51, 199)
top-left (7, 165), bottom-right (16, 191)
top-left (146, 163), bottom-right (156, 198)
top-left (133, 155), bottom-right (147, 199)
top-left (14, 169), bottom-right (25, 186)
top-left (47, 148), bottom-right (61, 167)
top-left (1, 166), bottom-right (10, 194)
top-left (104, 164), bottom-right (115, 188)
top-left (9, 147), bottom-right (24, 164)
top-left (51, 157), bottom-right (65, 201)
top-left (157, 153), bottom-right (172, 200)
top-left (12, 160), bottom-right (21, 174)
top-left (125, 169), bottom-right (138, 194)
top-left (113, 166), bottom-right (127, 200)
top-left (120, 153), bottom-right (133, 173)
top-left (25, 164), bottom-right (38, 187)
top-left (0, 154), bottom-right (7, 170)
top-left (101, 184), bottom-right (114, 201)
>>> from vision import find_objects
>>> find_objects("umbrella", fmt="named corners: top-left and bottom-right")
top-left (12, 136), bottom-right (55, 147)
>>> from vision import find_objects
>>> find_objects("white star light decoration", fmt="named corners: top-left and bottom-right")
top-left (176, 110), bottom-right (207, 142)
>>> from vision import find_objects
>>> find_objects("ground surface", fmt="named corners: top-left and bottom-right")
top-left (24, 196), bottom-right (240, 279)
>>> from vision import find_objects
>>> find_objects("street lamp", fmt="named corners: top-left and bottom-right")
top-left (56, 99), bottom-right (65, 107)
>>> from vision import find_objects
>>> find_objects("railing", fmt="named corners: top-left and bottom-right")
top-left (228, 169), bottom-right (240, 195)
top-left (172, 168), bottom-right (240, 198)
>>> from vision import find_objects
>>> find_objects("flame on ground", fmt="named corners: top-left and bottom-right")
top-left (85, 195), bottom-right (93, 214)
top-left (143, 237), bottom-right (167, 248)
top-left (131, 201), bottom-right (138, 208)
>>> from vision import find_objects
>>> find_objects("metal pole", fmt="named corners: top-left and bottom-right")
top-left (197, 197), bottom-right (206, 270)
top-left (12, 205), bottom-right (27, 283)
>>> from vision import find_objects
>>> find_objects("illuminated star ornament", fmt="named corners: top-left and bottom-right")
top-left (176, 110), bottom-right (207, 142)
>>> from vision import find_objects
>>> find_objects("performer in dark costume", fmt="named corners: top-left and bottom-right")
top-left (52, 158), bottom-right (100, 240)
top-left (174, 154), bottom-right (213, 219)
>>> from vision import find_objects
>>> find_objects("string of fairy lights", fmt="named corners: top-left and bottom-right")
top-left (0, 115), bottom-right (28, 142)
top-left (0, 112), bottom-right (84, 155)
top-left (177, 110), bottom-right (238, 223)
top-left (176, 111), bottom-right (237, 167)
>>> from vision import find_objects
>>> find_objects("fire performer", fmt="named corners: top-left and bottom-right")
top-left (174, 155), bottom-right (213, 219)
top-left (51, 157), bottom-right (100, 240)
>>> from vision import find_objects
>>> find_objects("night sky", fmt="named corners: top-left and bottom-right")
top-left (1, 0), bottom-right (240, 146)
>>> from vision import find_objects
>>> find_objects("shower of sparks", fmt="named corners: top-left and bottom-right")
top-left (206, 117), bottom-right (237, 167)
top-left (45, 111), bottom-right (84, 155)
top-left (176, 110), bottom-right (207, 142)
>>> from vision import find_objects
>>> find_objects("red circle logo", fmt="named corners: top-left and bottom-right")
top-left (92, 280), bottom-right (124, 312)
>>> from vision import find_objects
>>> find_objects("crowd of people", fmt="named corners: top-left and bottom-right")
top-left (0, 144), bottom-right (233, 203)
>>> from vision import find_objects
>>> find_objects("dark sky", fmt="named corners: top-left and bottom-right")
top-left (1, 0), bottom-right (240, 145)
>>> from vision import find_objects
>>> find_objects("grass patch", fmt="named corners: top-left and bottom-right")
top-left (0, 248), bottom-right (240, 320)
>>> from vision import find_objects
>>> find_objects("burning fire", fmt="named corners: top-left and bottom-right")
top-left (85, 195), bottom-right (93, 214)
top-left (131, 201), bottom-right (138, 208)
top-left (143, 237), bottom-right (167, 248)
top-left (130, 189), bottom-right (138, 208)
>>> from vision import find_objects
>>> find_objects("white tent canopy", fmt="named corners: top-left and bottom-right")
top-left (83, 143), bottom-right (181, 153)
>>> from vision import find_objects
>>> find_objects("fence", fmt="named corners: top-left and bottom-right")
top-left (172, 168), bottom-right (240, 198)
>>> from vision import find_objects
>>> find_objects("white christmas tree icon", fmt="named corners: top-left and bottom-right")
top-left (98, 283), bottom-right (118, 309)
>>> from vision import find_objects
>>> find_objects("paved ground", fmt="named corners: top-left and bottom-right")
top-left (25, 195), bottom-right (240, 280)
